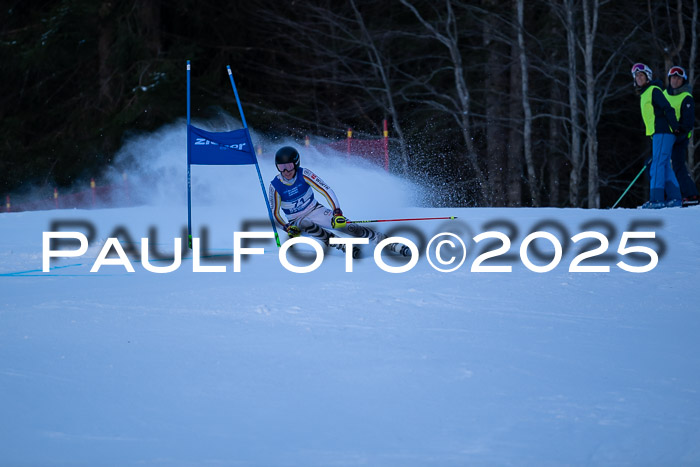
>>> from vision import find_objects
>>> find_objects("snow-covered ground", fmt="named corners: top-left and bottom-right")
top-left (2, 129), bottom-right (700, 465)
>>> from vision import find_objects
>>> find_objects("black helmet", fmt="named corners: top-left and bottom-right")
top-left (275, 146), bottom-right (300, 171)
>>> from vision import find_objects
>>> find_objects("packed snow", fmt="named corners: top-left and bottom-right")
top-left (2, 125), bottom-right (700, 466)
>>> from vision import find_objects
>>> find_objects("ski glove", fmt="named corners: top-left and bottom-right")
top-left (331, 208), bottom-right (347, 229)
top-left (284, 223), bottom-right (301, 238)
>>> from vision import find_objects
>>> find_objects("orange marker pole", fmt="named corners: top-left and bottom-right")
top-left (383, 119), bottom-right (389, 172)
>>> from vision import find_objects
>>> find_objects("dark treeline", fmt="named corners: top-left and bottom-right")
top-left (2, 0), bottom-right (698, 207)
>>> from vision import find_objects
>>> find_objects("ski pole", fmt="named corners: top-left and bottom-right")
top-left (347, 216), bottom-right (457, 224)
top-left (611, 164), bottom-right (647, 209)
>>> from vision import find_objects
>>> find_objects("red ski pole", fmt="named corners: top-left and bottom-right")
top-left (347, 216), bottom-right (457, 224)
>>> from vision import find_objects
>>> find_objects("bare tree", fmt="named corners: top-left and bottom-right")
top-left (648, 0), bottom-right (686, 87)
top-left (348, 0), bottom-right (411, 174)
top-left (583, 0), bottom-right (600, 208)
top-left (508, 23), bottom-right (524, 206)
top-left (399, 0), bottom-right (490, 202)
top-left (516, 0), bottom-right (540, 206)
top-left (548, 83), bottom-right (563, 206)
top-left (482, 0), bottom-right (510, 206)
top-left (242, 2), bottom-right (412, 154)
top-left (550, 0), bottom-right (641, 208)
top-left (562, 0), bottom-right (585, 207)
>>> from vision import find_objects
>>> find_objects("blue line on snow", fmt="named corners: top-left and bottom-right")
top-left (0, 263), bottom-right (84, 276)
top-left (0, 249), bottom-right (274, 276)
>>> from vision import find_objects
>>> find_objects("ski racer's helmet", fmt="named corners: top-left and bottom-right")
top-left (275, 146), bottom-right (300, 171)
top-left (668, 65), bottom-right (687, 81)
top-left (631, 63), bottom-right (652, 82)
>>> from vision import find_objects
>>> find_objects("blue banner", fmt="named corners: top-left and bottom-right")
top-left (188, 125), bottom-right (256, 165)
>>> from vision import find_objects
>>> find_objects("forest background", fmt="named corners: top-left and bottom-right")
top-left (1, 0), bottom-right (698, 208)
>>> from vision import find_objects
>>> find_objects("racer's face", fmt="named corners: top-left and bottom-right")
top-left (277, 163), bottom-right (296, 180)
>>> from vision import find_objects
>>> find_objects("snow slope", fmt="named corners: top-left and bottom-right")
top-left (2, 131), bottom-right (700, 466)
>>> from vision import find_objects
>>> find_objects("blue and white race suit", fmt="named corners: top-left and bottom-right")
top-left (268, 167), bottom-right (390, 248)
top-left (268, 167), bottom-right (340, 230)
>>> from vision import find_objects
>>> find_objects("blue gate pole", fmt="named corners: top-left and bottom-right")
top-left (186, 61), bottom-right (194, 249)
top-left (227, 65), bottom-right (281, 247)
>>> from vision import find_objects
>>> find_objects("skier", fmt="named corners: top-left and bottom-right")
top-left (663, 65), bottom-right (699, 207)
top-left (268, 146), bottom-right (411, 257)
top-left (631, 62), bottom-right (682, 209)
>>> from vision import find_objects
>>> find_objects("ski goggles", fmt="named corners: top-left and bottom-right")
top-left (277, 163), bottom-right (296, 173)
top-left (668, 66), bottom-right (687, 79)
top-left (631, 63), bottom-right (651, 77)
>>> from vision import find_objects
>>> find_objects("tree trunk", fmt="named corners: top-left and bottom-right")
top-left (564, 0), bottom-right (583, 207)
top-left (446, 6), bottom-right (489, 202)
top-left (508, 15), bottom-right (523, 207)
top-left (583, 0), bottom-right (600, 208)
top-left (548, 77), bottom-right (562, 207)
top-left (517, 0), bottom-right (540, 206)
top-left (483, 0), bottom-right (509, 206)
